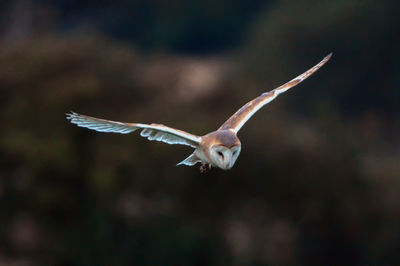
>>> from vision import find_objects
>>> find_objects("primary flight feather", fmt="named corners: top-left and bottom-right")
top-left (67, 53), bottom-right (332, 173)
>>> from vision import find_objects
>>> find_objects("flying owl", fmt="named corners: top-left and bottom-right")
top-left (67, 53), bottom-right (332, 173)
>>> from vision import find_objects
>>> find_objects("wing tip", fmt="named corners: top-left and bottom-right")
top-left (66, 111), bottom-right (74, 121)
top-left (324, 52), bottom-right (333, 61)
top-left (66, 111), bottom-right (78, 120)
top-left (66, 111), bottom-right (83, 124)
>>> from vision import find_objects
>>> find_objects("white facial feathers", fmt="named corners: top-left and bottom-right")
top-left (66, 54), bottom-right (331, 172)
top-left (209, 145), bottom-right (241, 170)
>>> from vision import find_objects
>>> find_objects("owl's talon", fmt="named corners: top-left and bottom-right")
top-left (200, 164), bottom-right (211, 174)
top-left (66, 54), bottom-right (331, 172)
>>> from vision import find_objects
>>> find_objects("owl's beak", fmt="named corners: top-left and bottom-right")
top-left (222, 154), bottom-right (233, 170)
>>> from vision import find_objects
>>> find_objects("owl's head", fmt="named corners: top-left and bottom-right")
top-left (210, 144), bottom-right (241, 170)
top-left (202, 130), bottom-right (242, 170)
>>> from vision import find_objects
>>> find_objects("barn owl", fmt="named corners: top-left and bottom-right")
top-left (67, 53), bottom-right (331, 173)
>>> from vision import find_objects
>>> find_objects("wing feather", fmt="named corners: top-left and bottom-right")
top-left (66, 112), bottom-right (201, 148)
top-left (219, 53), bottom-right (332, 132)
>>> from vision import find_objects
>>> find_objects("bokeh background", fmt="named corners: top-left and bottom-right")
top-left (0, 0), bottom-right (399, 265)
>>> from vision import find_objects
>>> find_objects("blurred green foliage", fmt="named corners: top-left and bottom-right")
top-left (0, 0), bottom-right (399, 265)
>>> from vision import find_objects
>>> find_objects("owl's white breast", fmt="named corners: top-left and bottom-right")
top-left (194, 146), bottom-right (212, 165)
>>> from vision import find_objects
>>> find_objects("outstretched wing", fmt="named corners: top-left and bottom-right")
top-left (66, 112), bottom-right (201, 148)
top-left (219, 53), bottom-right (332, 132)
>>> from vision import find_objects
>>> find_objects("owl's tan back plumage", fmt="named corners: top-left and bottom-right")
top-left (67, 54), bottom-right (332, 172)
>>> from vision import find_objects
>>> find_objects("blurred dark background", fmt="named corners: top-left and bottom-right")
top-left (0, 0), bottom-right (399, 265)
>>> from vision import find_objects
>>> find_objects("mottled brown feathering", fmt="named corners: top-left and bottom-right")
top-left (201, 130), bottom-right (241, 148)
top-left (67, 54), bottom-right (331, 171)
top-left (219, 53), bottom-right (332, 132)
top-left (219, 91), bottom-right (275, 131)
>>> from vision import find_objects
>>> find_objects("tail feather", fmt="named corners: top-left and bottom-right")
top-left (176, 153), bottom-right (201, 166)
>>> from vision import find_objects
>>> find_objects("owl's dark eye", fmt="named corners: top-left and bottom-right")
top-left (217, 151), bottom-right (224, 158)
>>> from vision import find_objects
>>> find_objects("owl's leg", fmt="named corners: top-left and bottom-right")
top-left (199, 163), bottom-right (211, 174)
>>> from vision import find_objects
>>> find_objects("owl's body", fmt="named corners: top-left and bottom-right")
top-left (188, 129), bottom-right (241, 171)
top-left (67, 54), bottom-right (332, 172)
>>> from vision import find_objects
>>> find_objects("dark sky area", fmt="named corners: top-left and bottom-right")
top-left (1, 0), bottom-right (271, 54)
top-left (0, 1), bottom-right (399, 265)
